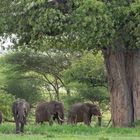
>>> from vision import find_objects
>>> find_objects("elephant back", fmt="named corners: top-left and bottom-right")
top-left (68, 103), bottom-right (83, 116)
top-left (35, 102), bottom-right (49, 122)
top-left (69, 103), bottom-right (83, 113)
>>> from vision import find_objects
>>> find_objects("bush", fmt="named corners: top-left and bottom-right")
top-left (0, 92), bottom-right (15, 118)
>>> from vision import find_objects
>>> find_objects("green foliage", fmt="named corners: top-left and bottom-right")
top-left (2, 0), bottom-right (139, 51)
top-left (4, 50), bottom-right (69, 75)
top-left (4, 78), bottom-right (42, 104)
top-left (68, 0), bottom-right (114, 49)
top-left (0, 92), bottom-right (14, 118)
top-left (63, 52), bottom-right (109, 106)
top-left (0, 54), bottom-right (43, 104)
top-left (79, 86), bottom-right (109, 103)
top-left (64, 52), bottom-right (106, 85)
top-left (63, 92), bottom-right (83, 106)
top-left (1, 50), bottom-right (71, 101)
top-left (99, 138), bottom-right (109, 140)
top-left (0, 0), bottom-right (14, 34)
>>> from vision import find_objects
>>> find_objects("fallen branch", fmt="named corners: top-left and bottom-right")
top-left (3, 118), bottom-right (15, 123)
top-left (106, 119), bottom-right (111, 127)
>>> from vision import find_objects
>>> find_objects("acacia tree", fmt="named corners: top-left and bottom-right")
top-left (0, 56), bottom-right (42, 104)
top-left (4, 50), bottom-right (70, 100)
top-left (1, 0), bottom-right (140, 127)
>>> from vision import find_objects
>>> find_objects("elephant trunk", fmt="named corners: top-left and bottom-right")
top-left (19, 115), bottom-right (26, 124)
top-left (0, 112), bottom-right (2, 124)
top-left (98, 116), bottom-right (102, 126)
top-left (18, 110), bottom-right (26, 124)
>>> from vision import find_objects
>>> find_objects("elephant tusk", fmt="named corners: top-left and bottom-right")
top-left (58, 116), bottom-right (64, 122)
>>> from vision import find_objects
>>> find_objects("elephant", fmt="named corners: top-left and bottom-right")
top-left (35, 100), bottom-right (64, 125)
top-left (67, 103), bottom-right (101, 126)
top-left (0, 111), bottom-right (2, 124)
top-left (12, 99), bottom-right (30, 133)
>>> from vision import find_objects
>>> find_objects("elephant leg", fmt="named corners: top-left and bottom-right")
top-left (14, 116), bottom-right (20, 134)
top-left (49, 120), bottom-right (53, 125)
top-left (67, 115), bottom-right (72, 125)
top-left (15, 121), bottom-right (20, 134)
top-left (53, 115), bottom-right (56, 121)
top-left (89, 115), bottom-right (92, 123)
top-left (98, 116), bottom-right (102, 126)
top-left (48, 115), bottom-right (53, 126)
top-left (24, 118), bottom-right (27, 125)
top-left (83, 113), bottom-right (90, 126)
top-left (67, 114), bottom-right (71, 124)
top-left (53, 115), bottom-right (60, 124)
top-left (70, 114), bottom-right (77, 125)
top-left (69, 116), bottom-right (74, 124)
top-left (20, 123), bottom-right (24, 133)
top-left (56, 118), bottom-right (61, 124)
top-left (67, 119), bottom-right (70, 124)
top-left (70, 115), bottom-right (76, 125)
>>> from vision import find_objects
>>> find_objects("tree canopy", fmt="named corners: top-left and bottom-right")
top-left (1, 0), bottom-right (140, 51)
top-left (2, 50), bottom-right (70, 100)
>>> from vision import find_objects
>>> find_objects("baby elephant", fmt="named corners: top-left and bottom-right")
top-left (67, 103), bottom-right (101, 126)
top-left (12, 99), bottom-right (30, 134)
top-left (0, 111), bottom-right (2, 124)
top-left (35, 100), bottom-right (64, 125)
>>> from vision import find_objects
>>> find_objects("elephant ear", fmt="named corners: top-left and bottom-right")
top-left (24, 108), bottom-right (28, 116)
top-left (91, 105), bottom-right (101, 116)
top-left (81, 104), bottom-right (90, 113)
top-left (55, 104), bottom-right (61, 114)
top-left (14, 108), bottom-right (18, 116)
top-left (14, 102), bottom-right (19, 115)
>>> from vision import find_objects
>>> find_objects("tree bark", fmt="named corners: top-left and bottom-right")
top-left (132, 50), bottom-right (140, 121)
top-left (102, 46), bottom-right (140, 127)
top-left (54, 78), bottom-right (60, 101)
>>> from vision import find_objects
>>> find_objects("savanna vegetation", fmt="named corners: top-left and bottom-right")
top-left (0, 0), bottom-right (140, 139)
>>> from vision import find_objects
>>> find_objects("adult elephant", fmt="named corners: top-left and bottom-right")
top-left (67, 103), bottom-right (101, 126)
top-left (35, 100), bottom-right (64, 125)
top-left (0, 111), bottom-right (2, 124)
top-left (12, 99), bottom-right (30, 133)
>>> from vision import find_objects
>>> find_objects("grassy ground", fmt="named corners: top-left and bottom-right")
top-left (0, 123), bottom-right (140, 140)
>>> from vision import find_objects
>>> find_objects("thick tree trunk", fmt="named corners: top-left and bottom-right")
top-left (132, 50), bottom-right (140, 121)
top-left (103, 49), bottom-right (134, 127)
top-left (103, 46), bottom-right (140, 127)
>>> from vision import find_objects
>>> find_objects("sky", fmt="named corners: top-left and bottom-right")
top-left (0, 35), bottom-right (16, 55)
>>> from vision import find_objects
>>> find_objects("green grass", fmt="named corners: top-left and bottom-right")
top-left (0, 123), bottom-right (140, 140)
top-left (0, 134), bottom-right (140, 140)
